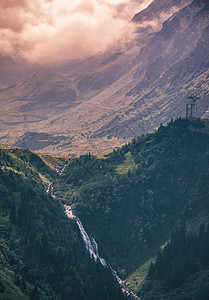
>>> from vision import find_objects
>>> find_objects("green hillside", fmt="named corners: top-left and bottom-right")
top-left (57, 117), bottom-right (209, 292)
top-left (0, 149), bottom-right (127, 300)
top-left (139, 223), bottom-right (209, 300)
top-left (1, 117), bottom-right (209, 299)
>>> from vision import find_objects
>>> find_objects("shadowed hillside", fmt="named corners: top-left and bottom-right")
top-left (0, 148), bottom-right (127, 300)
top-left (55, 118), bottom-right (209, 290)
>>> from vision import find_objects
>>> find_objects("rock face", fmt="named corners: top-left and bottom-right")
top-left (132, 0), bottom-right (192, 23)
top-left (0, 0), bottom-right (209, 155)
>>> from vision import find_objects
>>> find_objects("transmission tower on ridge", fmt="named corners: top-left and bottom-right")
top-left (186, 96), bottom-right (199, 118)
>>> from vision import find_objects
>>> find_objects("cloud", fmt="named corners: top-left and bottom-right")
top-left (0, 0), bottom-right (151, 64)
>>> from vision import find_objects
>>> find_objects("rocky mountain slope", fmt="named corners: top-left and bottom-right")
top-left (0, 83), bottom-right (6, 90)
top-left (0, 0), bottom-right (208, 155)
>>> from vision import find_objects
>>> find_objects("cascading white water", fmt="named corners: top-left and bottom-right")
top-left (76, 217), bottom-right (107, 266)
top-left (65, 205), bottom-right (106, 266)
top-left (64, 205), bottom-right (140, 299)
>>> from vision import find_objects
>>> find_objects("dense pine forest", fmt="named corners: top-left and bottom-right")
top-left (1, 117), bottom-right (209, 299)
top-left (139, 223), bottom-right (209, 300)
top-left (0, 149), bottom-right (127, 299)
top-left (58, 118), bottom-right (209, 266)
top-left (55, 117), bottom-right (209, 297)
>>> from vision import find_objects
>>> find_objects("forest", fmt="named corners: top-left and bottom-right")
top-left (55, 117), bottom-right (209, 297)
top-left (1, 117), bottom-right (209, 299)
top-left (0, 148), bottom-right (127, 299)
top-left (139, 223), bottom-right (209, 299)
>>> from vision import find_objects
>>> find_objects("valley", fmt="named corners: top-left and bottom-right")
top-left (54, 117), bottom-right (209, 298)
top-left (0, 0), bottom-right (208, 155)
top-left (1, 0), bottom-right (209, 299)
top-left (1, 117), bottom-right (209, 299)
top-left (0, 145), bottom-right (128, 300)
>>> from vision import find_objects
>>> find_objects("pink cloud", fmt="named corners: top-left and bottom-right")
top-left (0, 0), bottom-right (152, 63)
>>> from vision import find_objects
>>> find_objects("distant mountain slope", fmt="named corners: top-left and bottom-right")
top-left (93, 0), bottom-right (209, 139)
top-left (132, 0), bottom-right (209, 87)
top-left (0, 0), bottom-right (208, 155)
top-left (0, 70), bottom-right (80, 151)
top-left (0, 83), bottom-right (7, 90)
top-left (0, 70), bottom-right (78, 107)
top-left (132, 0), bottom-right (192, 38)
top-left (132, 0), bottom-right (192, 23)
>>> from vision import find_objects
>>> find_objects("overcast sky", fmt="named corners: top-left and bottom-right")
top-left (0, 0), bottom-right (152, 64)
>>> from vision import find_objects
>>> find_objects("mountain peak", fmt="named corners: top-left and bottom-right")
top-left (132, 0), bottom-right (192, 23)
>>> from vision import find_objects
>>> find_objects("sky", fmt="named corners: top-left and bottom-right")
top-left (0, 0), bottom-right (152, 64)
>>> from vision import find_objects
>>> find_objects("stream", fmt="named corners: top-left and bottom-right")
top-left (47, 164), bottom-right (140, 299)
top-left (64, 205), bottom-right (140, 299)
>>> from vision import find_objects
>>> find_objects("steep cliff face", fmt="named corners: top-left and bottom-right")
top-left (132, 0), bottom-right (209, 85)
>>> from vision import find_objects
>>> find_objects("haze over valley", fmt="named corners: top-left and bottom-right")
top-left (1, 0), bottom-right (208, 155)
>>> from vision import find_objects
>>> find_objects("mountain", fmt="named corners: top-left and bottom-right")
top-left (1, 117), bottom-right (209, 298)
top-left (133, 0), bottom-right (192, 22)
top-left (0, 69), bottom-right (78, 109)
top-left (0, 148), bottom-right (127, 300)
top-left (132, 0), bottom-right (192, 38)
top-left (55, 117), bottom-right (209, 293)
top-left (0, 83), bottom-right (7, 90)
top-left (90, 0), bottom-right (209, 140)
top-left (0, 0), bottom-right (209, 155)
top-left (0, 70), bottom-right (80, 151)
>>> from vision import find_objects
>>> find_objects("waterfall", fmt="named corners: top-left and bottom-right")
top-left (46, 182), bottom-right (52, 193)
top-left (75, 217), bottom-right (107, 266)
top-left (64, 205), bottom-right (106, 266)
top-left (64, 205), bottom-right (140, 299)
